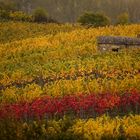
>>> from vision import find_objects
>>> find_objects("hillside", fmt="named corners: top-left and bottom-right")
top-left (0, 22), bottom-right (140, 139)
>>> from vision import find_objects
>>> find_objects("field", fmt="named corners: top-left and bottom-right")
top-left (0, 21), bottom-right (140, 140)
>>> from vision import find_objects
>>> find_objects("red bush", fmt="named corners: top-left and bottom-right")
top-left (0, 90), bottom-right (140, 120)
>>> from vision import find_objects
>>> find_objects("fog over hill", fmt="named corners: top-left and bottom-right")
top-left (0, 0), bottom-right (140, 23)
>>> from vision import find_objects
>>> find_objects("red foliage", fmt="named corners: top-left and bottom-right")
top-left (0, 90), bottom-right (140, 119)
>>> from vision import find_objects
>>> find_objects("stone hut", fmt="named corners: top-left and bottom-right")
top-left (97, 36), bottom-right (140, 52)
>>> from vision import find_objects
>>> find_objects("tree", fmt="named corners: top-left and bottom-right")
top-left (77, 12), bottom-right (110, 27)
top-left (0, 0), bottom-right (140, 23)
top-left (32, 7), bottom-right (48, 23)
top-left (117, 12), bottom-right (130, 25)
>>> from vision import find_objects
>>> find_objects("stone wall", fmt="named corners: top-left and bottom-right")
top-left (97, 36), bottom-right (140, 52)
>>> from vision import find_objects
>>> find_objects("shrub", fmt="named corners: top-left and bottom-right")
top-left (0, 1), bottom-right (16, 12)
top-left (32, 7), bottom-right (48, 23)
top-left (117, 12), bottom-right (130, 25)
top-left (9, 11), bottom-right (32, 22)
top-left (0, 10), bottom-right (10, 21)
top-left (0, 1), bottom-right (17, 21)
top-left (78, 12), bottom-right (110, 27)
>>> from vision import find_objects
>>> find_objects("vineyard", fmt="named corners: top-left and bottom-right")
top-left (0, 22), bottom-right (140, 140)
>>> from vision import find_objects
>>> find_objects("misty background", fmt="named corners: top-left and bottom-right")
top-left (0, 0), bottom-right (140, 23)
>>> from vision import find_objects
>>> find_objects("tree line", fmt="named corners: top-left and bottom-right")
top-left (0, 0), bottom-right (140, 25)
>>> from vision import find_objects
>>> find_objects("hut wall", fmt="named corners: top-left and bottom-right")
top-left (98, 44), bottom-right (140, 52)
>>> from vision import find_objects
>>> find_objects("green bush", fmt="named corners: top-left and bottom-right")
top-left (78, 12), bottom-right (110, 27)
top-left (117, 12), bottom-right (130, 25)
top-left (32, 7), bottom-right (48, 23)
top-left (0, 1), bottom-right (17, 21)
top-left (0, 10), bottom-right (9, 21)
top-left (0, 1), bottom-right (16, 12)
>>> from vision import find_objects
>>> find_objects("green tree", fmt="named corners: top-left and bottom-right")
top-left (117, 12), bottom-right (130, 25)
top-left (78, 12), bottom-right (110, 27)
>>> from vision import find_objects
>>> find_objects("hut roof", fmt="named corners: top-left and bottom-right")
top-left (97, 36), bottom-right (140, 45)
